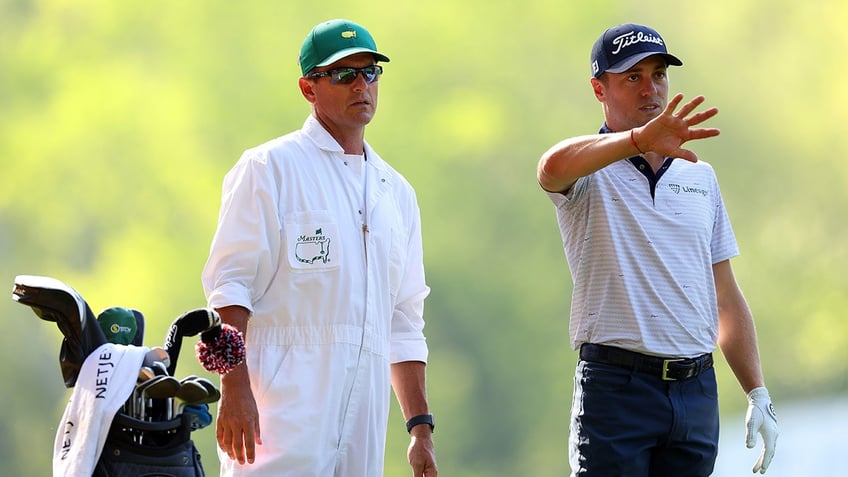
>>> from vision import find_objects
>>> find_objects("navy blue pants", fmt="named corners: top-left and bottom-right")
top-left (569, 359), bottom-right (720, 477)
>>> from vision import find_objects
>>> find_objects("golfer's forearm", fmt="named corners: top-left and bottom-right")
top-left (538, 132), bottom-right (635, 191)
top-left (718, 317), bottom-right (764, 394)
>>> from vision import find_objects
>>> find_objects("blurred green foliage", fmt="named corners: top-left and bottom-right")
top-left (2, 0), bottom-right (846, 475)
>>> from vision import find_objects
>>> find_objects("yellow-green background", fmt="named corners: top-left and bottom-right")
top-left (2, 0), bottom-right (846, 475)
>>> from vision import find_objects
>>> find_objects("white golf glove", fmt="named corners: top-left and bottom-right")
top-left (745, 386), bottom-right (778, 474)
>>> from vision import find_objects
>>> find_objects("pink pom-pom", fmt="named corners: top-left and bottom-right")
top-left (195, 324), bottom-right (245, 374)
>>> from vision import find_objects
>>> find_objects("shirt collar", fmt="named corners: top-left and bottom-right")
top-left (301, 115), bottom-right (391, 176)
top-left (303, 115), bottom-right (346, 153)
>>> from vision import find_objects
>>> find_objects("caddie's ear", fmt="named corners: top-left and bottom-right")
top-left (299, 76), bottom-right (318, 104)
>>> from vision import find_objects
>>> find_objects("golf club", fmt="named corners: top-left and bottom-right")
top-left (151, 360), bottom-right (169, 377)
top-left (136, 375), bottom-right (180, 421)
top-left (143, 346), bottom-right (171, 371)
top-left (187, 376), bottom-right (221, 404)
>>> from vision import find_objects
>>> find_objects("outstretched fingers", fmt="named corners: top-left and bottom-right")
top-left (663, 92), bottom-right (685, 116)
top-left (672, 94), bottom-right (705, 119)
top-left (686, 103), bottom-right (721, 141)
top-left (674, 147), bottom-right (700, 163)
top-left (671, 93), bottom-right (721, 146)
top-left (688, 127), bottom-right (721, 141)
top-left (667, 94), bottom-right (719, 129)
top-left (686, 106), bottom-right (720, 127)
top-left (672, 124), bottom-right (720, 163)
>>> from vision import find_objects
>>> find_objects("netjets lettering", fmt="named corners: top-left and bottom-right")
top-left (611, 30), bottom-right (664, 55)
top-left (95, 350), bottom-right (115, 399)
top-left (59, 421), bottom-right (74, 460)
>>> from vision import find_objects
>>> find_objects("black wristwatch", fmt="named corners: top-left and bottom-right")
top-left (405, 413), bottom-right (435, 433)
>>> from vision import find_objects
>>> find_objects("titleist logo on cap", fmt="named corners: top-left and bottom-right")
top-left (610, 30), bottom-right (665, 55)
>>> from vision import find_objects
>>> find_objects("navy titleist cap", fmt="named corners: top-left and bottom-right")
top-left (591, 23), bottom-right (683, 78)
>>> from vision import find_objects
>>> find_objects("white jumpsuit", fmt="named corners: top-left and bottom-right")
top-left (202, 115), bottom-right (430, 476)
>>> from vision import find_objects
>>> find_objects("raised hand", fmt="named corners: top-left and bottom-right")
top-left (633, 93), bottom-right (720, 162)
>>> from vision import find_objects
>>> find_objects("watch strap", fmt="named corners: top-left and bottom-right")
top-left (405, 413), bottom-right (435, 433)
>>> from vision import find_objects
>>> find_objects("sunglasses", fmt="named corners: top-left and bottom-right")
top-left (306, 65), bottom-right (383, 85)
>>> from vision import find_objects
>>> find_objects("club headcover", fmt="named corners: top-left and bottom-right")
top-left (12, 275), bottom-right (107, 387)
top-left (130, 308), bottom-right (146, 346)
top-left (183, 403), bottom-right (213, 431)
top-left (97, 306), bottom-right (138, 345)
top-left (196, 324), bottom-right (246, 375)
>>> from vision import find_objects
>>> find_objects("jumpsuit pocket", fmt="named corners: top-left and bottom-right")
top-left (250, 341), bottom-right (292, 405)
top-left (283, 210), bottom-right (341, 272)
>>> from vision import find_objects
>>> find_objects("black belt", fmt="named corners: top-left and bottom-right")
top-left (579, 343), bottom-right (713, 381)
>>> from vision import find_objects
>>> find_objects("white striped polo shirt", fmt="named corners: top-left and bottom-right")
top-left (547, 157), bottom-right (739, 357)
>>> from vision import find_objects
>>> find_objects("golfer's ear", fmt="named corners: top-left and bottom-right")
top-left (591, 77), bottom-right (609, 102)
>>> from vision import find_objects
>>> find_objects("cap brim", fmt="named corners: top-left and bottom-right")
top-left (605, 52), bottom-right (683, 74)
top-left (316, 47), bottom-right (391, 68)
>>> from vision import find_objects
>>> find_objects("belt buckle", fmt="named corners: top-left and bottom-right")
top-left (661, 358), bottom-right (684, 381)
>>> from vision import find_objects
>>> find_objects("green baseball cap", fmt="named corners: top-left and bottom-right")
top-left (97, 306), bottom-right (138, 345)
top-left (299, 19), bottom-right (390, 76)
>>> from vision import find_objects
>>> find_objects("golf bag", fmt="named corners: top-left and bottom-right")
top-left (12, 275), bottom-right (212, 477)
top-left (93, 413), bottom-right (204, 476)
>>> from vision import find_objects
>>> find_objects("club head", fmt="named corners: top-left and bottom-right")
top-left (176, 380), bottom-right (209, 404)
top-left (140, 375), bottom-right (180, 399)
top-left (151, 361), bottom-right (169, 376)
top-left (143, 346), bottom-right (171, 369)
top-left (137, 375), bottom-right (179, 421)
top-left (185, 376), bottom-right (221, 404)
top-left (137, 367), bottom-right (155, 387)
